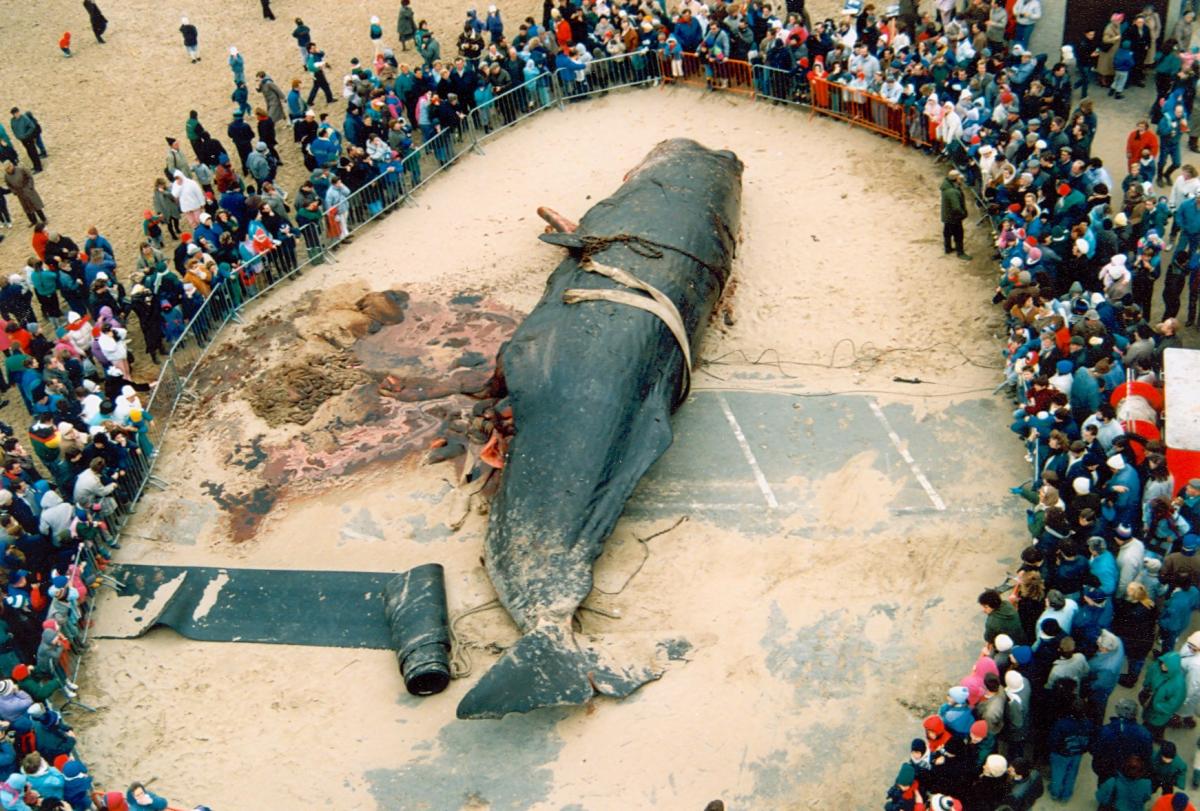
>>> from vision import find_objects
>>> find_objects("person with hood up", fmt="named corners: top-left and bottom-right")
top-left (246, 142), bottom-right (274, 184)
top-left (1143, 649), bottom-right (1188, 740)
top-left (169, 171), bottom-right (204, 228)
top-left (0, 773), bottom-right (30, 811)
top-left (125, 782), bottom-right (169, 810)
top-left (923, 714), bottom-right (953, 756)
top-left (1100, 254), bottom-right (1133, 302)
top-left (59, 758), bottom-right (91, 809)
top-left (939, 685), bottom-right (975, 737)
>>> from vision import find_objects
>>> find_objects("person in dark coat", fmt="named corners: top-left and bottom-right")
top-left (1091, 697), bottom-right (1153, 785)
top-left (226, 112), bottom-right (255, 176)
top-left (254, 108), bottom-right (282, 164)
top-left (129, 284), bottom-right (165, 363)
top-left (941, 169), bottom-right (972, 260)
top-left (397, 0), bottom-right (416, 50)
top-left (1112, 580), bottom-right (1159, 687)
top-left (82, 0), bottom-right (107, 43)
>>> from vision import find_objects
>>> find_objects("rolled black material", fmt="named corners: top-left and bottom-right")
top-left (383, 563), bottom-right (451, 696)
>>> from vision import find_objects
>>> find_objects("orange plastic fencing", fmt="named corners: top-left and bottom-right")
top-left (676, 52), bottom-right (756, 96)
top-left (807, 77), bottom-right (907, 143)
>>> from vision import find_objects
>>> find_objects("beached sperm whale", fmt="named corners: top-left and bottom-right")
top-left (456, 138), bottom-right (743, 719)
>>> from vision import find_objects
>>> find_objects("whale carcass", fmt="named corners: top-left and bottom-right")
top-left (457, 138), bottom-right (743, 719)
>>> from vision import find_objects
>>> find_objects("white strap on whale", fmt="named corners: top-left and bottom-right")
top-left (561, 260), bottom-right (692, 402)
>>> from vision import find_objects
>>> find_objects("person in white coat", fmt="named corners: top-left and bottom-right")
top-left (170, 169), bottom-right (206, 228)
top-left (1176, 631), bottom-right (1200, 727)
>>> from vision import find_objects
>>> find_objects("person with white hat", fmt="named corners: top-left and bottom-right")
top-left (179, 16), bottom-right (200, 63)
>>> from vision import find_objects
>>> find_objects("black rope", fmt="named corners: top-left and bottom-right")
top-left (577, 233), bottom-right (730, 288)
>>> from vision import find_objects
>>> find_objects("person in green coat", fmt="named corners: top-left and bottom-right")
top-left (1142, 650), bottom-right (1187, 739)
top-left (1150, 740), bottom-right (1187, 793)
top-left (979, 589), bottom-right (1027, 647)
top-left (1095, 755), bottom-right (1153, 810)
top-left (940, 169), bottom-right (971, 261)
top-left (12, 663), bottom-right (71, 703)
top-left (1154, 41), bottom-right (1182, 99)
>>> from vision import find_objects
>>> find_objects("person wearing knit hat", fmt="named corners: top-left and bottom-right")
top-left (941, 167), bottom-right (971, 261)
top-left (0, 677), bottom-right (31, 724)
top-left (1002, 669), bottom-right (1031, 758)
top-left (13, 659), bottom-right (75, 702)
top-left (59, 757), bottom-right (93, 810)
top-left (968, 751), bottom-right (1009, 804)
top-left (939, 685), bottom-right (974, 736)
top-left (1148, 740), bottom-right (1188, 795)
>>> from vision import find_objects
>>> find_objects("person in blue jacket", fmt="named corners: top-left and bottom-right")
top-left (1091, 698), bottom-right (1153, 784)
top-left (938, 685), bottom-right (975, 736)
top-left (1158, 573), bottom-right (1200, 653)
top-left (485, 5), bottom-right (504, 43)
top-left (60, 759), bottom-right (92, 809)
top-left (673, 8), bottom-right (703, 52)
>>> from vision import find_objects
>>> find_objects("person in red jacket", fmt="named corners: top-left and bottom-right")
top-left (1151, 791), bottom-right (1195, 810)
top-left (1128, 119), bottom-right (1161, 165)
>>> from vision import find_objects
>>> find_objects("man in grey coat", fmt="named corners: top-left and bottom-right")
top-left (256, 71), bottom-right (288, 123)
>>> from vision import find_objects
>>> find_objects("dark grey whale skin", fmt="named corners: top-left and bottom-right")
top-left (457, 139), bottom-right (743, 720)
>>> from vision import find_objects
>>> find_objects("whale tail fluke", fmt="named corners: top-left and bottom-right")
top-left (455, 624), bottom-right (693, 720)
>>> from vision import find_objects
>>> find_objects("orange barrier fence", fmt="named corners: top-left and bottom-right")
top-left (807, 77), bottom-right (906, 142)
top-left (673, 52), bottom-right (756, 96)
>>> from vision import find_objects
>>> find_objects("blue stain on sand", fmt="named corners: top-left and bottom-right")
top-left (365, 709), bottom-right (568, 810)
top-left (760, 601), bottom-right (873, 702)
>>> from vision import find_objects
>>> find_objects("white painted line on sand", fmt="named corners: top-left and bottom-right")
top-left (716, 393), bottom-right (780, 510)
top-left (868, 399), bottom-right (947, 512)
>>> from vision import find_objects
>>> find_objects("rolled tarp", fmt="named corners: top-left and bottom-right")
top-left (383, 563), bottom-right (451, 696)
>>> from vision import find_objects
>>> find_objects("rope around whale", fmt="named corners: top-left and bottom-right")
top-left (563, 260), bottom-right (695, 405)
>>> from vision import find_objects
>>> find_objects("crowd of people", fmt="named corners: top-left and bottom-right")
top-left (4, 0), bottom-right (1200, 808)
top-left (880, 2), bottom-right (1200, 810)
